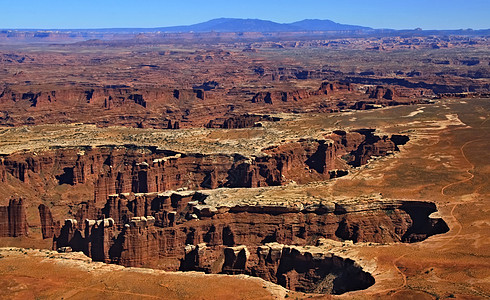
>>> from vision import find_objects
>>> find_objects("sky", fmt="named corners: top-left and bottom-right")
top-left (0, 0), bottom-right (489, 30)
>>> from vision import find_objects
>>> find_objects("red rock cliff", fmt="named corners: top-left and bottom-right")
top-left (54, 191), bottom-right (448, 270)
top-left (0, 198), bottom-right (28, 237)
top-left (0, 130), bottom-right (409, 206)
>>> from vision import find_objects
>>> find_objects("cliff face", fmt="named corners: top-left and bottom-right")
top-left (0, 198), bottom-right (28, 237)
top-left (1, 130), bottom-right (408, 203)
top-left (205, 114), bottom-right (281, 129)
top-left (54, 191), bottom-right (448, 267)
top-left (52, 191), bottom-right (447, 293)
top-left (251, 90), bottom-right (313, 104)
top-left (38, 204), bottom-right (60, 239)
top-left (317, 81), bottom-right (352, 95)
top-left (186, 242), bottom-right (375, 294)
top-left (0, 86), bottom-right (199, 128)
top-left (0, 86), bottom-right (200, 109)
top-left (330, 129), bottom-right (404, 167)
top-left (0, 81), bottom-right (428, 128)
top-left (367, 86), bottom-right (399, 100)
top-left (253, 244), bottom-right (375, 294)
top-left (251, 82), bottom-right (355, 104)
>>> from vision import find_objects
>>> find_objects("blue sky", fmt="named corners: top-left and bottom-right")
top-left (1, 0), bottom-right (488, 30)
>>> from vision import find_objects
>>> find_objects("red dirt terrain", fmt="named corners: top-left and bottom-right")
top-left (0, 32), bottom-right (489, 299)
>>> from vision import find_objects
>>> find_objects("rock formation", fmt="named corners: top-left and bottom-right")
top-left (54, 190), bottom-right (448, 265)
top-left (254, 243), bottom-right (375, 294)
top-left (251, 90), bottom-right (313, 104)
top-left (0, 130), bottom-right (409, 202)
top-left (0, 81), bottom-right (430, 128)
top-left (205, 114), bottom-right (281, 129)
top-left (0, 198), bottom-right (28, 237)
top-left (38, 204), bottom-right (60, 239)
top-left (186, 242), bottom-right (375, 294)
top-left (52, 190), bottom-right (447, 293)
top-left (0, 125), bottom-right (439, 295)
top-left (367, 86), bottom-right (399, 100)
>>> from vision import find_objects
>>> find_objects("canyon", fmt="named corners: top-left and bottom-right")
top-left (0, 126), bottom-right (451, 294)
top-left (0, 81), bottom-right (430, 128)
top-left (0, 27), bottom-right (488, 299)
top-left (0, 129), bottom-right (407, 204)
top-left (49, 191), bottom-right (446, 294)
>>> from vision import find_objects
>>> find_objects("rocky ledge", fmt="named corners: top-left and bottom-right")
top-left (44, 190), bottom-right (447, 295)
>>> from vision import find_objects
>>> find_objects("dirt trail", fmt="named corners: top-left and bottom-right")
top-left (438, 112), bottom-right (485, 246)
top-left (393, 253), bottom-right (408, 289)
top-left (441, 139), bottom-right (480, 197)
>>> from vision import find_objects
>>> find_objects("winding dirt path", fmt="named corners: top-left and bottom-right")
top-left (393, 253), bottom-right (408, 288)
top-left (438, 138), bottom-right (482, 249)
top-left (441, 139), bottom-right (480, 196)
top-left (368, 253), bottom-right (409, 296)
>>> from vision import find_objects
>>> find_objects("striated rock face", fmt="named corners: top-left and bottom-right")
top-left (367, 86), bottom-right (400, 100)
top-left (52, 191), bottom-right (447, 294)
top-left (116, 217), bottom-right (159, 266)
top-left (255, 244), bottom-right (375, 294)
top-left (54, 191), bottom-right (448, 266)
top-left (38, 204), bottom-right (60, 239)
top-left (0, 198), bottom-right (28, 237)
top-left (0, 81), bottom-right (430, 128)
top-left (0, 130), bottom-right (408, 202)
top-left (205, 114), bottom-right (281, 129)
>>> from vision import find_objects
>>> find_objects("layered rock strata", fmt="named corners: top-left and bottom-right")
top-left (54, 192), bottom-right (446, 260)
top-left (52, 191), bottom-right (447, 294)
top-left (0, 82), bottom-right (429, 128)
top-left (38, 204), bottom-right (60, 239)
top-left (0, 128), bottom-right (432, 294)
top-left (0, 129), bottom-right (408, 203)
top-left (205, 114), bottom-right (281, 129)
top-left (0, 198), bottom-right (28, 237)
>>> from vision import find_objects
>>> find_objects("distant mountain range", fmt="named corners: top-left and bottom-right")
top-left (3, 18), bottom-right (488, 41)
top-left (151, 18), bottom-right (372, 33)
top-left (32, 18), bottom-right (371, 33)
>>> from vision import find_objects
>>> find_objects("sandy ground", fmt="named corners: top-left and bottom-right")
top-left (0, 248), bottom-right (293, 300)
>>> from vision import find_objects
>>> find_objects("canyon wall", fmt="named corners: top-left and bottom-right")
top-left (53, 191), bottom-right (449, 267)
top-left (0, 82), bottom-right (429, 128)
top-left (0, 128), bottom-right (433, 294)
top-left (224, 243), bottom-right (375, 294)
top-left (205, 114), bottom-right (281, 129)
top-left (0, 128), bottom-right (449, 294)
top-left (0, 130), bottom-right (408, 204)
top-left (52, 191), bottom-right (447, 293)
top-left (0, 86), bottom-right (200, 109)
top-left (0, 86), bottom-right (197, 128)
top-left (0, 198), bottom-right (28, 237)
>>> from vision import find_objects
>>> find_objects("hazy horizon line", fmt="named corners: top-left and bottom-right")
top-left (0, 17), bottom-right (487, 31)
